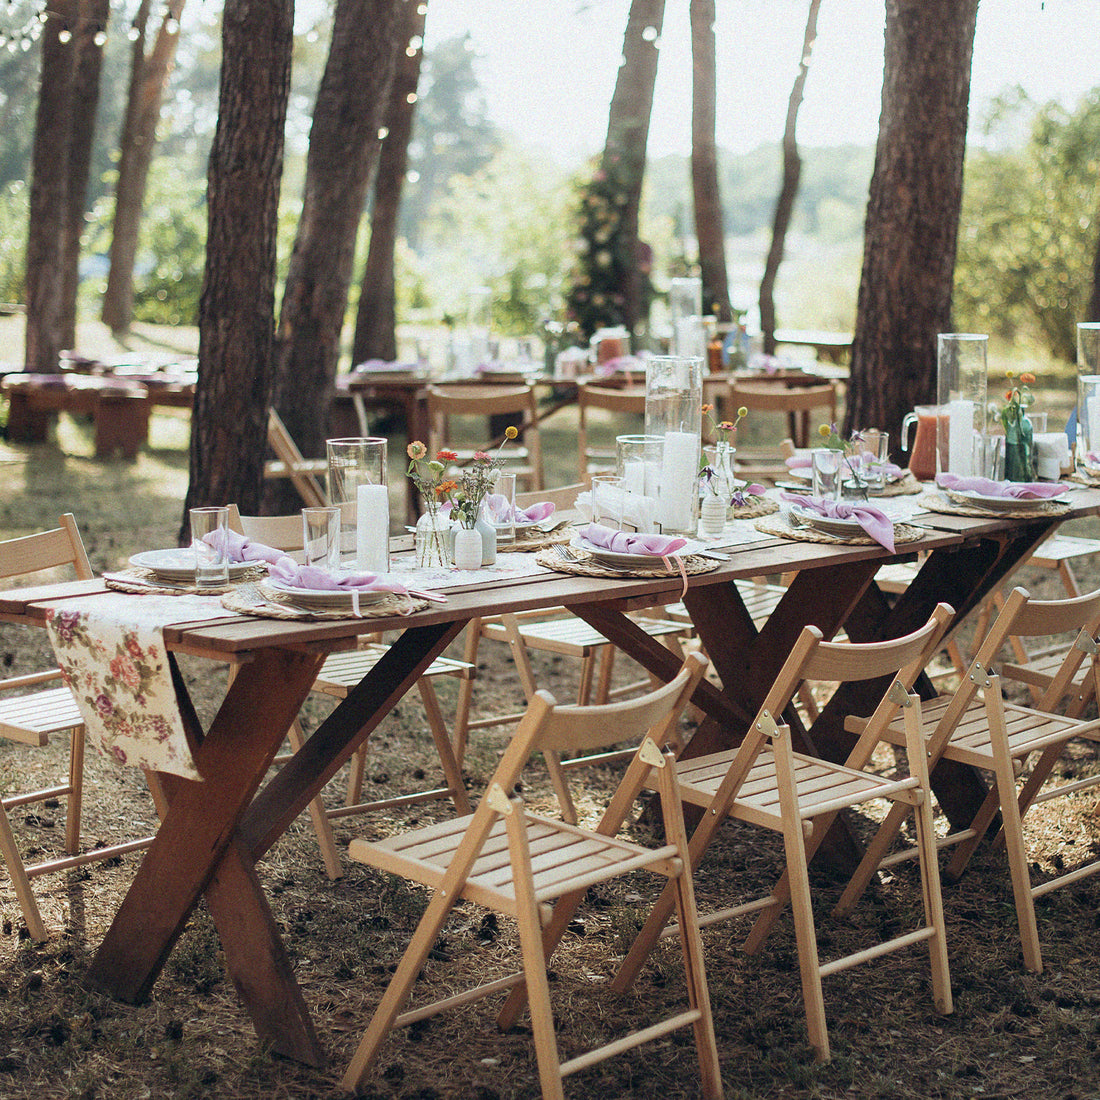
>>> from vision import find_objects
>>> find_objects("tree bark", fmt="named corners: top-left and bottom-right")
top-left (689, 0), bottom-right (730, 324)
top-left (270, 0), bottom-right (400, 513)
top-left (759, 0), bottom-right (821, 354)
top-left (60, 0), bottom-right (110, 351)
top-left (183, 0), bottom-right (292, 525)
top-left (25, 0), bottom-right (79, 374)
top-left (1089, 219), bottom-right (1100, 322)
top-left (846, 0), bottom-right (979, 447)
top-left (101, 0), bottom-right (186, 335)
top-left (602, 0), bottom-right (665, 336)
top-left (351, 0), bottom-right (427, 366)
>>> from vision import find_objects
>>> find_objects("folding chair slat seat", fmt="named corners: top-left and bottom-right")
top-left (838, 585), bottom-right (1100, 975)
top-left (0, 514), bottom-right (155, 941)
top-left (341, 653), bottom-right (723, 1100)
top-left (612, 605), bottom-right (957, 1063)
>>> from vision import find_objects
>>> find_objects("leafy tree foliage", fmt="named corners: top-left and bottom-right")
top-left (954, 88), bottom-right (1100, 362)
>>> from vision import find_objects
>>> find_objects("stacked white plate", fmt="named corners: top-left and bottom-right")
top-left (129, 548), bottom-right (252, 583)
top-left (944, 490), bottom-right (1066, 513)
top-left (259, 579), bottom-right (390, 610)
top-left (571, 534), bottom-right (701, 568)
top-left (787, 506), bottom-right (867, 537)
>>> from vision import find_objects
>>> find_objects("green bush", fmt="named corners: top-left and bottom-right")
top-left (0, 180), bottom-right (28, 305)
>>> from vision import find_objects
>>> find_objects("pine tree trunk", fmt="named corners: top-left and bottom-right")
top-left (760, 0), bottom-right (821, 355)
top-left (602, 0), bottom-right (665, 335)
top-left (269, 0), bottom-right (400, 513)
top-left (846, 0), bottom-right (979, 447)
top-left (351, 0), bottom-right (427, 366)
top-left (689, 0), bottom-right (730, 323)
top-left (1089, 220), bottom-right (1100, 322)
top-left (60, 0), bottom-right (110, 351)
top-left (101, 0), bottom-right (186, 335)
top-left (25, 0), bottom-right (79, 374)
top-left (182, 0), bottom-right (292, 526)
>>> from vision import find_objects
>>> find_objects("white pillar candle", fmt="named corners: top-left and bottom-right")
top-left (621, 460), bottom-right (646, 495)
top-left (643, 460), bottom-right (661, 495)
top-left (1087, 394), bottom-right (1100, 455)
top-left (658, 430), bottom-right (699, 533)
top-left (356, 484), bottom-right (389, 572)
top-left (947, 399), bottom-right (974, 476)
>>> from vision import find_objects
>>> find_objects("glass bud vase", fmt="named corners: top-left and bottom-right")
top-left (415, 507), bottom-right (450, 568)
top-left (1003, 409), bottom-right (1035, 482)
top-left (453, 526), bottom-right (482, 570)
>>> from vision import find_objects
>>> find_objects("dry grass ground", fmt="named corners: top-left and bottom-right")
top-left (1, 323), bottom-right (1099, 1099)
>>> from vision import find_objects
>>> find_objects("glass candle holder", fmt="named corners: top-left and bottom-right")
top-left (644, 356), bottom-right (703, 536)
top-left (1076, 323), bottom-right (1100, 469)
top-left (937, 333), bottom-right (988, 477)
top-left (326, 437), bottom-right (387, 570)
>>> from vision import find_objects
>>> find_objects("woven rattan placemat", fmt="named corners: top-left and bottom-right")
top-left (104, 565), bottom-right (267, 596)
top-left (533, 548), bottom-right (721, 579)
top-left (221, 582), bottom-right (428, 620)
top-left (918, 491), bottom-right (1071, 520)
top-left (753, 514), bottom-right (925, 546)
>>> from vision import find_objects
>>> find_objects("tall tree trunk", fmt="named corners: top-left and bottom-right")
top-left (183, 0), bottom-right (292, 525)
top-left (845, 0), bottom-right (979, 447)
top-left (270, 0), bottom-right (400, 513)
top-left (1089, 220), bottom-right (1100, 322)
top-left (689, 0), bottom-right (730, 324)
top-left (351, 0), bottom-right (427, 366)
top-left (759, 0), bottom-right (822, 355)
top-left (25, 0), bottom-right (79, 374)
top-left (602, 0), bottom-right (665, 336)
top-left (101, 0), bottom-right (186, 335)
top-left (60, 0), bottom-right (110, 351)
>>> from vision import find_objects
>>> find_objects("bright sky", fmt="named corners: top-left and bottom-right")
top-left (418, 0), bottom-right (1100, 164)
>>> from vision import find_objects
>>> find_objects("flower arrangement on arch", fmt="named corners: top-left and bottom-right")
top-left (445, 426), bottom-right (520, 530)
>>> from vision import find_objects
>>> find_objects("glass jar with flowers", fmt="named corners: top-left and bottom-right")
top-left (406, 442), bottom-right (454, 568)
top-left (816, 423), bottom-right (872, 500)
top-left (999, 370), bottom-right (1036, 482)
top-left (444, 426), bottom-right (520, 569)
top-left (700, 403), bottom-right (747, 521)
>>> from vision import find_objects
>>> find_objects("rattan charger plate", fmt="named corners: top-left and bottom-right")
top-left (726, 496), bottom-right (779, 519)
top-left (221, 582), bottom-right (428, 620)
top-left (534, 547), bottom-right (721, 579)
top-left (878, 471), bottom-right (923, 496)
top-left (105, 565), bottom-right (267, 596)
top-left (499, 525), bottom-right (577, 553)
top-left (918, 491), bottom-right (1071, 520)
top-left (753, 513), bottom-right (925, 546)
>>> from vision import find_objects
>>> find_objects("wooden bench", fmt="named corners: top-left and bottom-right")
top-left (1, 373), bottom-right (195, 458)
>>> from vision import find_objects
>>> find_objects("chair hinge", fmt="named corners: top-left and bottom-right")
top-left (486, 783), bottom-right (514, 815)
top-left (969, 661), bottom-right (992, 689)
top-left (638, 736), bottom-right (665, 768)
top-left (888, 680), bottom-right (913, 708)
top-left (1074, 629), bottom-right (1099, 656)
top-left (756, 709), bottom-right (779, 739)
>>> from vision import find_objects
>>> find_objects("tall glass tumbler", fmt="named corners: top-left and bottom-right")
top-left (189, 506), bottom-right (229, 589)
top-left (1076, 323), bottom-right (1100, 469)
top-left (936, 333), bottom-right (988, 477)
top-left (645, 356), bottom-right (703, 536)
top-left (326, 437), bottom-right (387, 570)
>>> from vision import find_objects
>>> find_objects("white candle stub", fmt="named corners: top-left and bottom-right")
top-left (658, 430), bottom-right (699, 534)
top-left (356, 484), bottom-right (389, 572)
top-left (1087, 394), bottom-right (1100, 455)
top-left (947, 399), bottom-right (974, 476)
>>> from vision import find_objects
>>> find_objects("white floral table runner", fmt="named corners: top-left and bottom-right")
top-left (388, 551), bottom-right (552, 590)
top-left (44, 592), bottom-right (240, 780)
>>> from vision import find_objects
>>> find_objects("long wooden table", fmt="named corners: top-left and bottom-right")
top-left (3, 490), bottom-right (1097, 1066)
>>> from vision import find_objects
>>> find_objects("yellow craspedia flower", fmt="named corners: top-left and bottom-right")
top-left (737, 406), bottom-right (748, 419)
top-left (504, 425), bottom-right (519, 440)
top-left (818, 424), bottom-right (832, 439)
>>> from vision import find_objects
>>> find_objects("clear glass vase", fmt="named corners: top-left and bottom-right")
top-left (415, 506), bottom-right (450, 568)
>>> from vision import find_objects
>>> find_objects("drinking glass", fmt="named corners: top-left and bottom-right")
top-left (326, 437), bottom-right (387, 568)
top-left (189, 506), bottom-right (230, 589)
top-left (491, 471), bottom-right (517, 545)
top-left (302, 506), bottom-right (341, 573)
top-left (591, 475), bottom-right (625, 530)
top-left (859, 430), bottom-right (890, 493)
top-left (810, 448), bottom-right (842, 499)
top-left (972, 434), bottom-right (1005, 481)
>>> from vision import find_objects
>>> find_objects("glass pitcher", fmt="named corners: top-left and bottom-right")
top-left (900, 405), bottom-right (946, 482)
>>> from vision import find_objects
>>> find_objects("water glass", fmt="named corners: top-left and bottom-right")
top-left (302, 506), bottom-right (341, 573)
top-left (859, 430), bottom-right (890, 493)
top-left (189, 506), bottom-right (230, 589)
top-left (810, 448), bottom-right (842, 499)
top-left (972, 434), bottom-right (1005, 481)
top-left (591, 474), bottom-right (625, 530)
top-left (491, 471), bottom-right (517, 545)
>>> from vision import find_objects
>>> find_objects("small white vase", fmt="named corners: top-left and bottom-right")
top-left (700, 494), bottom-right (727, 535)
top-left (453, 526), bottom-right (483, 570)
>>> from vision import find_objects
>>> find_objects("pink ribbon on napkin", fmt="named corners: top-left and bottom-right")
top-left (206, 529), bottom-right (289, 566)
top-left (781, 493), bottom-right (896, 553)
top-left (268, 558), bottom-right (407, 594)
top-left (580, 524), bottom-right (687, 556)
top-left (935, 473), bottom-right (1066, 499)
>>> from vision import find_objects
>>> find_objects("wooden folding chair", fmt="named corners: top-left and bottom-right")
top-left (575, 381), bottom-right (644, 479)
top-left (341, 652), bottom-right (723, 1100)
top-left (613, 606), bottom-right (956, 1062)
top-left (837, 585), bottom-right (1100, 974)
top-left (0, 515), bottom-right (154, 940)
top-left (226, 508), bottom-right (472, 880)
top-left (263, 408), bottom-right (329, 508)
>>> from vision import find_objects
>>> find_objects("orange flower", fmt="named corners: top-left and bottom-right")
top-left (436, 480), bottom-right (457, 496)
top-left (436, 449), bottom-right (458, 462)
top-left (1020, 372), bottom-right (1036, 385)
top-left (1004, 391), bottom-right (1014, 402)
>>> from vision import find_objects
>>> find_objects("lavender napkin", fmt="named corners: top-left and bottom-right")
top-left (580, 524), bottom-right (687, 556)
top-left (268, 558), bottom-right (407, 594)
top-left (487, 495), bottom-right (555, 524)
top-left (785, 455), bottom-right (812, 470)
top-left (206, 529), bottom-right (289, 566)
top-left (935, 473), bottom-right (1066, 499)
top-left (781, 493), bottom-right (896, 553)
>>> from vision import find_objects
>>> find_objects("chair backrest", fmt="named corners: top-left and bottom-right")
top-left (576, 383), bottom-right (646, 478)
top-left (729, 381), bottom-right (838, 416)
top-left (227, 504), bottom-right (304, 552)
top-left (267, 408), bottom-right (328, 508)
top-left (515, 480), bottom-right (589, 514)
top-left (0, 514), bottom-right (93, 584)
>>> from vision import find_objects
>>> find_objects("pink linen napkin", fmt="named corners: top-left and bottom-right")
top-left (206, 529), bottom-right (289, 566)
top-left (268, 558), bottom-right (407, 594)
top-left (780, 493), bottom-right (896, 553)
top-left (785, 455), bottom-right (812, 470)
top-left (935, 473), bottom-right (1065, 499)
top-left (580, 524), bottom-right (687, 556)
top-left (484, 494), bottom-right (555, 524)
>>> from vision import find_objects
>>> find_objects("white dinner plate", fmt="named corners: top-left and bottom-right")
top-left (129, 548), bottom-right (252, 582)
top-left (571, 534), bottom-right (701, 569)
top-left (260, 579), bottom-right (391, 610)
top-left (947, 489), bottom-right (1067, 513)
top-left (788, 506), bottom-right (868, 537)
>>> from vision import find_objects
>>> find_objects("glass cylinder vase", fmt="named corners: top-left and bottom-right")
top-left (326, 437), bottom-right (387, 570)
top-left (415, 506), bottom-right (450, 568)
top-left (936, 334), bottom-right (987, 478)
top-left (1076, 323), bottom-right (1100, 470)
top-left (645, 356), bottom-right (703, 536)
